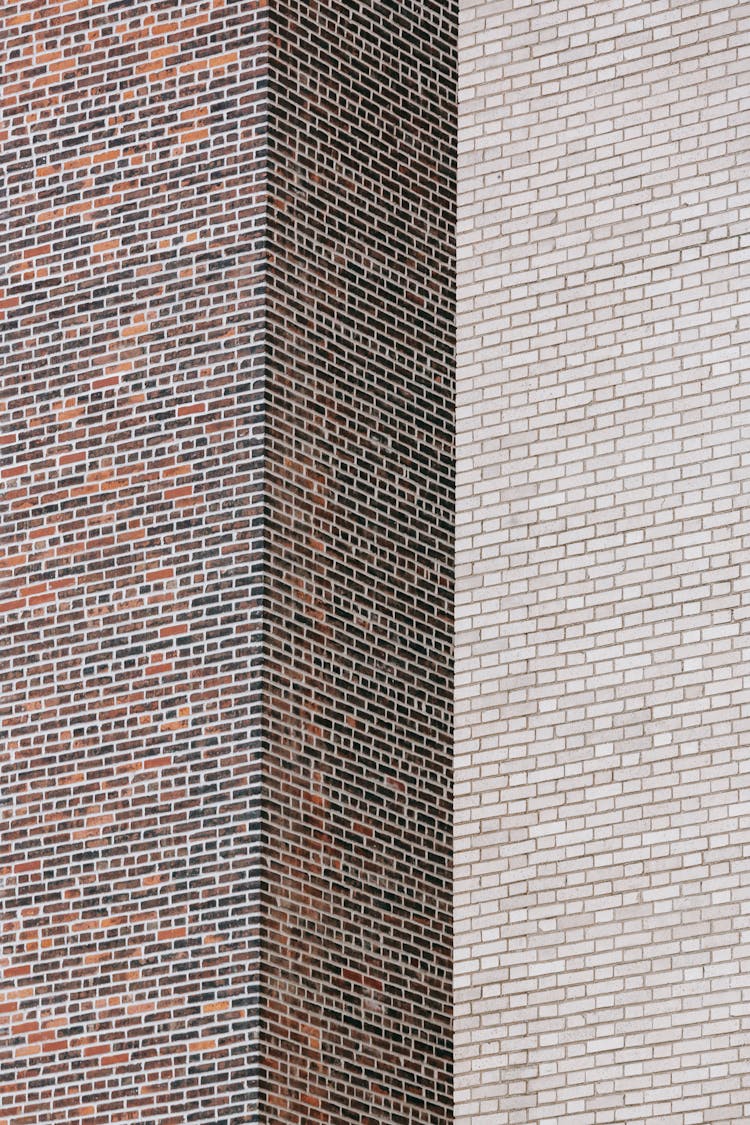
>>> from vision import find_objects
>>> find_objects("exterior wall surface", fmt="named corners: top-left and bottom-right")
top-left (261, 2), bottom-right (455, 1120)
top-left (456, 2), bottom-right (750, 1122)
top-left (2, 2), bottom-right (455, 1123)
top-left (2, 4), bottom-right (267, 1122)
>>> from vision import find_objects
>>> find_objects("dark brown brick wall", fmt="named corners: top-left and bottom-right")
top-left (2, 1), bottom-right (454, 1121)
top-left (1, 3), bottom-right (266, 1121)
top-left (261, 2), bottom-right (455, 1121)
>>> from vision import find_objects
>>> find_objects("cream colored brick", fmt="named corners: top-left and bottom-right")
top-left (456, 0), bottom-right (750, 1120)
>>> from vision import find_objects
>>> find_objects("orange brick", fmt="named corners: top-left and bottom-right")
top-left (160, 622), bottom-right (187, 638)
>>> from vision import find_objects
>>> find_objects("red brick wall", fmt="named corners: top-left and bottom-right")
top-left (261, 2), bottom-right (455, 1120)
top-left (2, 2), bottom-right (455, 1121)
top-left (2, 3), bottom-right (267, 1121)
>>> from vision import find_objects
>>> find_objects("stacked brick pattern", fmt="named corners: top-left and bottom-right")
top-left (456, 1), bottom-right (750, 1122)
top-left (2, 3), bottom-right (266, 1121)
top-left (261, 2), bottom-right (455, 1120)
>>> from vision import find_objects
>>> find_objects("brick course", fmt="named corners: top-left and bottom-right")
top-left (456, 1), bottom-right (750, 1121)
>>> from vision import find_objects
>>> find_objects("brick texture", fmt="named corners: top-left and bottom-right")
top-left (261, 2), bottom-right (455, 1121)
top-left (456, 2), bottom-right (750, 1121)
top-left (2, 1), bottom-right (455, 1122)
top-left (2, 3), bottom-right (266, 1121)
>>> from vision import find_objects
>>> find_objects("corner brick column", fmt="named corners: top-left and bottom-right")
top-left (2, 2), bottom-right (455, 1123)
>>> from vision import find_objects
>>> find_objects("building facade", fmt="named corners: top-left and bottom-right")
top-left (456, 1), bottom-right (750, 1121)
top-left (3, 2), bottom-right (453, 1123)
top-left (4, 0), bottom-right (750, 1122)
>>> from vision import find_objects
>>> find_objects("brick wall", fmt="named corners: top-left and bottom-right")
top-left (2, 2), bottom-right (455, 1122)
top-left (261, 2), bottom-right (455, 1120)
top-left (456, 2), bottom-right (750, 1121)
top-left (2, 3), bottom-right (266, 1121)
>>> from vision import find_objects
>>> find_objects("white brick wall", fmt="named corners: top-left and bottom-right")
top-left (455, 2), bottom-right (750, 1121)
